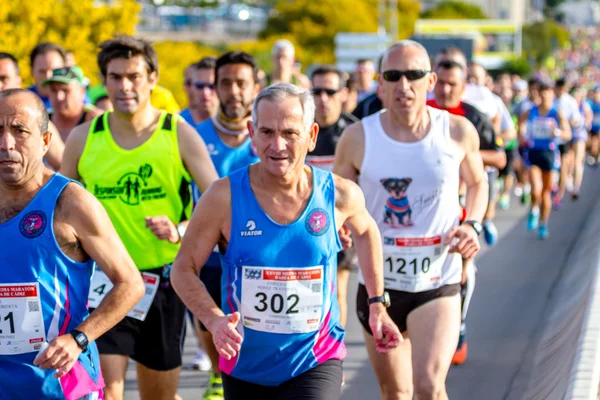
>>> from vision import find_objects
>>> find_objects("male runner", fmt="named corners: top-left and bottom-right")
top-left (569, 86), bottom-right (592, 199)
top-left (589, 86), bottom-right (600, 165)
top-left (519, 81), bottom-right (571, 239)
top-left (181, 57), bottom-right (219, 127)
top-left (334, 40), bottom-right (488, 399)
top-left (28, 43), bottom-right (67, 112)
top-left (171, 83), bottom-right (400, 399)
top-left (43, 66), bottom-right (102, 141)
top-left (0, 88), bottom-right (144, 399)
top-left (355, 59), bottom-right (378, 102)
top-left (190, 50), bottom-right (261, 400)
top-left (181, 62), bottom-right (200, 126)
top-left (267, 40), bottom-right (309, 88)
top-left (306, 64), bottom-right (359, 329)
top-left (59, 36), bottom-right (219, 400)
top-left (427, 56), bottom-right (504, 365)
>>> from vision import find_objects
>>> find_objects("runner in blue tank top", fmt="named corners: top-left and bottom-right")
top-left (0, 89), bottom-right (144, 400)
top-left (589, 86), bottom-right (600, 166)
top-left (172, 83), bottom-right (400, 399)
top-left (518, 81), bottom-right (571, 239)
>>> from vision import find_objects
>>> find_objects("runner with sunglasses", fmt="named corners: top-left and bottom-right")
top-left (334, 40), bottom-right (488, 399)
top-left (306, 65), bottom-right (359, 335)
top-left (181, 57), bottom-right (220, 128)
top-left (189, 51), bottom-right (260, 400)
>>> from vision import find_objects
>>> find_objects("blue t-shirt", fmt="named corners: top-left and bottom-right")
top-left (527, 106), bottom-right (560, 150)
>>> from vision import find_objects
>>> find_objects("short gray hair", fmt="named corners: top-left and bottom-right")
top-left (383, 40), bottom-right (430, 69)
top-left (252, 83), bottom-right (315, 133)
top-left (272, 39), bottom-right (295, 56)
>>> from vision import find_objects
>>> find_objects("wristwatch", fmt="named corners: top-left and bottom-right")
top-left (462, 220), bottom-right (483, 236)
top-left (368, 292), bottom-right (391, 308)
top-left (70, 330), bottom-right (89, 352)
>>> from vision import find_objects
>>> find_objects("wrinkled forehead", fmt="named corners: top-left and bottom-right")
top-left (0, 96), bottom-right (42, 129)
top-left (383, 46), bottom-right (430, 72)
top-left (256, 97), bottom-right (305, 129)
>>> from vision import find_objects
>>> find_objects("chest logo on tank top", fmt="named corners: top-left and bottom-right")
top-left (241, 219), bottom-right (263, 237)
top-left (19, 211), bottom-right (47, 238)
top-left (381, 178), bottom-right (414, 228)
top-left (92, 164), bottom-right (165, 205)
top-left (305, 208), bottom-right (330, 236)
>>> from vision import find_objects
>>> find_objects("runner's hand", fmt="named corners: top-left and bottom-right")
top-left (338, 225), bottom-right (353, 250)
top-left (210, 312), bottom-right (243, 360)
top-left (369, 304), bottom-right (402, 353)
top-left (145, 216), bottom-right (179, 243)
top-left (446, 225), bottom-right (480, 260)
top-left (33, 334), bottom-right (82, 378)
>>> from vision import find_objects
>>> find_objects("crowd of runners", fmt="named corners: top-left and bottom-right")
top-left (1, 27), bottom-right (599, 400)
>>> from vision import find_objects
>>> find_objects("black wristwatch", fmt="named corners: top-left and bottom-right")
top-left (368, 292), bottom-right (391, 308)
top-left (70, 330), bottom-right (89, 352)
top-left (462, 220), bottom-right (483, 236)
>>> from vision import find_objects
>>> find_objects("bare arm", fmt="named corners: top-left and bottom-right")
top-left (518, 110), bottom-right (530, 142)
top-left (480, 150), bottom-right (507, 170)
top-left (177, 119), bottom-right (219, 193)
top-left (332, 121), bottom-right (365, 183)
top-left (557, 111), bottom-right (572, 141)
top-left (59, 122), bottom-right (92, 181)
top-left (45, 122), bottom-right (65, 171)
top-left (491, 113), bottom-right (501, 136)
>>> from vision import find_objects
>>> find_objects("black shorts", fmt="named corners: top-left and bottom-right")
top-left (558, 142), bottom-right (571, 156)
top-left (527, 149), bottom-right (557, 172)
top-left (222, 359), bottom-right (342, 400)
top-left (356, 283), bottom-right (460, 333)
top-left (94, 266), bottom-right (186, 371)
top-left (591, 130), bottom-right (600, 137)
top-left (499, 148), bottom-right (516, 177)
top-left (198, 266), bottom-right (222, 332)
top-left (337, 247), bottom-right (357, 270)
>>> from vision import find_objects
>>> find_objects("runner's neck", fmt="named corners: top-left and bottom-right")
top-left (109, 106), bottom-right (161, 138)
top-left (381, 105), bottom-right (432, 143)
top-left (251, 163), bottom-right (312, 198)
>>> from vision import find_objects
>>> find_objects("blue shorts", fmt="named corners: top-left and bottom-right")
top-left (526, 149), bottom-right (559, 172)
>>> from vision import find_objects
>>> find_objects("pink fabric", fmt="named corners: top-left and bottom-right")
top-left (59, 362), bottom-right (105, 400)
top-left (313, 312), bottom-right (347, 364)
top-left (59, 278), bottom-right (71, 336)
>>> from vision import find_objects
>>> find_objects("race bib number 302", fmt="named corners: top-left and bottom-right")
top-left (0, 283), bottom-right (46, 355)
top-left (241, 266), bottom-right (324, 334)
top-left (383, 236), bottom-right (446, 293)
top-left (88, 270), bottom-right (159, 321)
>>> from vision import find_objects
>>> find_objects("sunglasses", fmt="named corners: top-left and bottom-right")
top-left (193, 81), bottom-right (215, 91)
top-left (382, 70), bottom-right (430, 82)
top-left (53, 67), bottom-right (77, 78)
top-left (436, 60), bottom-right (466, 70)
top-left (312, 88), bottom-right (339, 96)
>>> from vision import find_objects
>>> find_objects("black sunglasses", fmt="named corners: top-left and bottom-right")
top-left (193, 81), bottom-right (215, 91)
top-left (312, 88), bottom-right (339, 96)
top-left (382, 70), bottom-right (430, 82)
top-left (436, 60), bottom-right (466, 70)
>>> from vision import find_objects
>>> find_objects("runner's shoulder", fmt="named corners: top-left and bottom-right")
top-left (448, 113), bottom-right (479, 151)
top-left (55, 179), bottom-right (105, 227)
top-left (64, 118), bottom-right (94, 153)
top-left (333, 173), bottom-right (364, 210)
top-left (201, 176), bottom-right (232, 208)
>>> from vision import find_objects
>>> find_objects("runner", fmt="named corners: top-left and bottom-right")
top-left (355, 59), bottom-right (378, 102)
top-left (519, 80), bottom-right (571, 239)
top-left (181, 61), bottom-right (200, 126)
top-left (589, 85), bottom-right (600, 166)
top-left (334, 41), bottom-right (488, 399)
top-left (171, 82), bottom-right (400, 399)
top-left (569, 86), bottom-right (592, 199)
top-left (0, 88), bottom-right (144, 399)
top-left (352, 56), bottom-right (384, 120)
top-left (27, 43), bottom-right (67, 112)
top-left (59, 35), bottom-right (219, 400)
top-left (267, 40), bottom-right (309, 88)
top-left (427, 54), bottom-right (504, 365)
top-left (43, 66), bottom-right (102, 141)
top-left (305, 64), bottom-right (359, 329)
top-left (190, 50), bottom-right (261, 400)
top-left (553, 78), bottom-right (583, 208)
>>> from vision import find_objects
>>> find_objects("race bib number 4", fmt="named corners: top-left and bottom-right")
top-left (0, 283), bottom-right (46, 355)
top-left (88, 270), bottom-right (159, 321)
top-left (241, 266), bottom-right (323, 334)
top-left (383, 236), bottom-right (446, 292)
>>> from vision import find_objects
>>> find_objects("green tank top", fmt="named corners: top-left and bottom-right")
top-left (78, 111), bottom-right (192, 270)
top-left (505, 114), bottom-right (518, 150)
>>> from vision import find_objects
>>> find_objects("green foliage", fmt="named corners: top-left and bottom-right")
top-left (522, 20), bottom-right (570, 65)
top-left (420, 1), bottom-right (487, 19)
top-left (501, 57), bottom-right (531, 76)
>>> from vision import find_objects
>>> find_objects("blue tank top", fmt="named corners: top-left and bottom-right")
top-left (179, 108), bottom-right (195, 126)
top-left (0, 174), bottom-right (103, 400)
top-left (591, 101), bottom-right (600, 133)
top-left (220, 166), bottom-right (346, 386)
top-left (192, 120), bottom-right (259, 267)
top-left (527, 106), bottom-right (560, 150)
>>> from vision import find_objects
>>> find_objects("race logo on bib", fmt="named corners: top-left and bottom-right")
top-left (306, 208), bottom-right (329, 236)
top-left (19, 211), bottom-right (47, 238)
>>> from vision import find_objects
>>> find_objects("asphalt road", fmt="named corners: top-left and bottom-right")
top-left (124, 168), bottom-right (600, 400)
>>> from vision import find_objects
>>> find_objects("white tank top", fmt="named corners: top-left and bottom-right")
top-left (358, 107), bottom-right (462, 292)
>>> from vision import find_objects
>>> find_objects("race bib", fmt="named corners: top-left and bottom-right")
top-left (593, 114), bottom-right (600, 126)
top-left (241, 266), bottom-right (323, 334)
top-left (0, 283), bottom-right (46, 355)
top-left (88, 270), bottom-right (159, 321)
top-left (383, 236), bottom-right (446, 292)
top-left (531, 122), bottom-right (554, 139)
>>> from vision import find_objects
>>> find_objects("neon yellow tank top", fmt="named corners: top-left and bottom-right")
top-left (78, 111), bottom-right (192, 270)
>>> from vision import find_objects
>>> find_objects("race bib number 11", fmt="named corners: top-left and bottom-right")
top-left (0, 283), bottom-right (46, 355)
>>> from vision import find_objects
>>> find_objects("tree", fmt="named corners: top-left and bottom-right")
top-left (0, 0), bottom-right (140, 87)
top-left (522, 20), bottom-right (570, 65)
top-left (421, 1), bottom-right (487, 19)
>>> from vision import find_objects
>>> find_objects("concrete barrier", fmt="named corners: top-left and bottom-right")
top-left (522, 199), bottom-right (600, 400)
